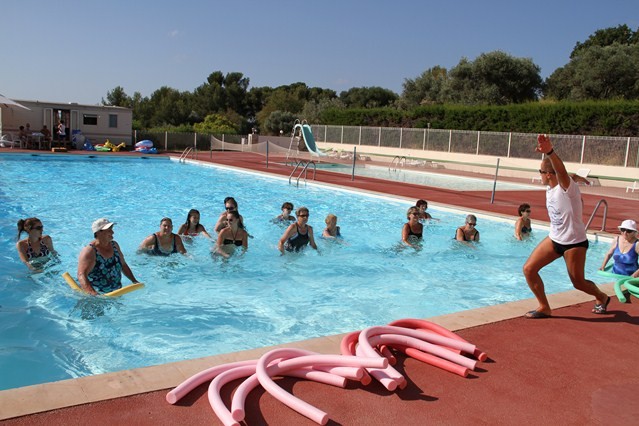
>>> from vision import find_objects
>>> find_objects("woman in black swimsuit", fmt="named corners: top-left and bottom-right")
top-left (278, 207), bottom-right (318, 254)
top-left (139, 217), bottom-right (187, 256)
top-left (215, 210), bottom-right (248, 258)
top-left (455, 214), bottom-right (480, 243)
top-left (402, 206), bottom-right (423, 248)
top-left (16, 217), bottom-right (56, 271)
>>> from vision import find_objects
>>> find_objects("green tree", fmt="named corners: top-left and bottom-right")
top-left (339, 87), bottom-right (398, 108)
top-left (263, 110), bottom-right (298, 135)
top-left (545, 43), bottom-right (639, 100)
top-left (400, 66), bottom-right (449, 108)
top-left (446, 51), bottom-right (542, 105)
top-left (301, 98), bottom-right (346, 124)
top-left (571, 24), bottom-right (639, 59)
top-left (102, 86), bottom-right (131, 107)
top-left (193, 113), bottom-right (238, 134)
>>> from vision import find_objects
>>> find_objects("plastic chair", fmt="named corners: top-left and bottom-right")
top-left (0, 133), bottom-right (24, 149)
top-left (626, 181), bottom-right (638, 193)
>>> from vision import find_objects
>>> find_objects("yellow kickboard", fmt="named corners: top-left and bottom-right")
top-left (62, 272), bottom-right (144, 297)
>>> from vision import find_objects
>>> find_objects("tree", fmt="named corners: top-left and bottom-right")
top-left (571, 24), bottom-right (639, 59)
top-left (545, 43), bottom-right (639, 100)
top-left (193, 114), bottom-right (238, 134)
top-left (339, 87), bottom-right (398, 108)
top-left (102, 86), bottom-right (131, 107)
top-left (446, 51), bottom-right (542, 105)
top-left (400, 66), bottom-right (448, 108)
top-left (263, 110), bottom-right (298, 135)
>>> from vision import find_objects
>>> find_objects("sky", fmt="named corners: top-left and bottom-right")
top-left (2, 0), bottom-right (638, 105)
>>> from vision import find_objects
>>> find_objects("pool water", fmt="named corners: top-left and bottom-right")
top-left (317, 163), bottom-right (542, 191)
top-left (0, 154), bottom-right (608, 391)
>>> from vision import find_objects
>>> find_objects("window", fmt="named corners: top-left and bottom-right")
top-left (109, 114), bottom-right (118, 128)
top-left (83, 114), bottom-right (98, 126)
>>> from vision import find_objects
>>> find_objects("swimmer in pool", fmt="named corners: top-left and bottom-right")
top-left (273, 201), bottom-right (296, 224)
top-left (178, 209), bottom-right (211, 238)
top-left (139, 217), bottom-right (187, 256)
top-left (323, 213), bottom-right (341, 238)
top-left (416, 199), bottom-right (435, 221)
top-left (215, 197), bottom-right (245, 233)
top-left (402, 206), bottom-right (423, 248)
top-left (16, 217), bottom-right (57, 271)
top-left (279, 207), bottom-right (318, 254)
top-left (215, 210), bottom-right (248, 258)
top-left (514, 203), bottom-right (532, 240)
top-left (455, 214), bottom-right (480, 244)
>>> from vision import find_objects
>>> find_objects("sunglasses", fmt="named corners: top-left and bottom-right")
top-left (467, 222), bottom-right (476, 226)
top-left (298, 214), bottom-right (309, 217)
top-left (620, 228), bottom-right (635, 233)
top-left (538, 169), bottom-right (556, 175)
top-left (524, 209), bottom-right (531, 213)
top-left (32, 225), bottom-right (44, 230)
top-left (225, 207), bottom-right (235, 211)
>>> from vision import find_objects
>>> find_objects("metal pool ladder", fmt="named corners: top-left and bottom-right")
top-left (389, 155), bottom-right (406, 171)
top-left (289, 160), bottom-right (316, 187)
top-left (179, 147), bottom-right (194, 163)
top-left (585, 199), bottom-right (608, 232)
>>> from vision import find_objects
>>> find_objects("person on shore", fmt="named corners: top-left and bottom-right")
top-left (77, 218), bottom-right (139, 295)
top-left (278, 207), bottom-right (317, 253)
top-left (140, 217), bottom-right (187, 256)
top-left (16, 217), bottom-right (57, 270)
top-left (323, 213), bottom-right (341, 238)
top-left (522, 134), bottom-right (611, 318)
top-left (402, 206), bottom-right (423, 248)
top-left (514, 203), bottom-right (532, 240)
top-left (178, 209), bottom-right (211, 238)
top-left (215, 210), bottom-right (248, 258)
top-left (455, 214), bottom-right (480, 243)
top-left (599, 219), bottom-right (639, 278)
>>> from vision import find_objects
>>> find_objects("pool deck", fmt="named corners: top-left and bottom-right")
top-left (2, 149), bottom-right (639, 425)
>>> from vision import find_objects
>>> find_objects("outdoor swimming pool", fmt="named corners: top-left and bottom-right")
top-left (0, 154), bottom-right (609, 391)
top-left (318, 163), bottom-right (542, 191)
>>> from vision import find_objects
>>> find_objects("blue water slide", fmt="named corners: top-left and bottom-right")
top-left (296, 124), bottom-right (326, 156)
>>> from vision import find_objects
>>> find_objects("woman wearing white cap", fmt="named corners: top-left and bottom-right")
top-left (77, 218), bottom-right (139, 295)
top-left (599, 219), bottom-right (639, 278)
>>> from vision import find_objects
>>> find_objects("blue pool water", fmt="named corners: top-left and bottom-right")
top-left (318, 163), bottom-right (542, 191)
top-left (0, 154), bottom-right (608, 390)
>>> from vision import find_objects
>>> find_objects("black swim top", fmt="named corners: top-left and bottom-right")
top-left (456, 227), bottom-right (479, 242)
top-left (285, 224), bottom-right (310, 252)
top-left (26, 238), bottom-right (50, 259)
top-left (223, 238), bottom-right (243, 247)
top-left (151, 234), bottom-right (178, 256)
top-left (521, 225), bottom-right (531, 234)
top-left (407, 224), bottom-right (422, 239)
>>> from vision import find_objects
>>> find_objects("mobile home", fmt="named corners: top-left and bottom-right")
top-left (0, 99), bottom-right (132, 146)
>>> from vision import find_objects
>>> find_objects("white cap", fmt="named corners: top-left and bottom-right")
top-left (92, 218), bottom-right (115, 234)
top-left (618, 219), bottom-right (637, 232)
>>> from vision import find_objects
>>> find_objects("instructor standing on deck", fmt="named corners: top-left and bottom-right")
top-left (522, 134), bottom-right (610, 318)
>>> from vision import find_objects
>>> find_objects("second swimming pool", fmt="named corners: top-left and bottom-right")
top-left (0, 154), bottom-right (608, 390)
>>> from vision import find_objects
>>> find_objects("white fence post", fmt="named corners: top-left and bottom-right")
top-left (580, 135), bottom-right (586, 164)
top-left (624, 137), bottom-right (630, 167)
top-left (448, 130), bottom-right (452, 153)
top-left (476, 131), bottom-right (480, 155)
top-left (378, 127), bottom-right (382, 147)
top-left (507, 132), bottom-right (512, 158)
top-left (399, 128), bottom-right (403, 149)
top-left (422, 129), bottom-right (426, 150)
top-left (164, 131), bottom-right (168, 151)
top-left (358, 126), bottom-right (362, 145)
top-left (341, 126), bottom-right (344, 144)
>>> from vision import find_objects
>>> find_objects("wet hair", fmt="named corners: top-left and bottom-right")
top-left (281, 202), bottom-right (294, 211)
top-left (17, 217), bottom-right (41, 240)
top-left (226, 209), bottom-right (244, 229)
top-left (407, 206), bottom-right (420, 219)
top-left (325, 213), bottom-right (337, 226)
top-left (518, 203), bottom-right (531, 216)
top-left (296, 206), bottom-right (309, 216)
top-left (184, 209), bottom-right (200, 227)
top-left (416, 199), bottom-right (428, 208)
top-left (224, 197), bottom-right (238, 208)
top-left (160, 217), bottom-right (173, 225)
top-left (466, 214), bottom-right (478, 224)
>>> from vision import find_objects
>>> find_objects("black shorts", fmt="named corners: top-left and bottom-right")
top-left (551, 239), bottom-right (589, 256)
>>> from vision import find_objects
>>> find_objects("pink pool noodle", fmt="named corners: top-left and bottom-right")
top-left (367, 334), bottom-right (477, 371)
top-left (166, 359), bottom-right (257, 404)
top-left (379, 344), bottom-right (397, 366)
top-left (256, 349), bottom-right (387, 425)
top-left (389, 318), bottom-right (488, 361)
top-left (355, 344), bottom-right (399, 391)
top-left (340, 331), bottom-right (360, 355)
top-left (394, 344), bottom-right (469, 377)
top-left (363, 325), bottom-right (476, 354)
top-left (209, 364), bottom-right (257, 426)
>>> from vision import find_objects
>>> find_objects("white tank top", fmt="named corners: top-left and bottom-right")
top-left (546, 179), bottom-right (586, 244)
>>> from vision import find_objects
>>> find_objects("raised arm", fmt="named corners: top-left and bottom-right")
top-left (536, 134), bottom-right (571, 190)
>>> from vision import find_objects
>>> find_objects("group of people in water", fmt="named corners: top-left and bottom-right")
top-left (14, 136), bottom-right (639, 316)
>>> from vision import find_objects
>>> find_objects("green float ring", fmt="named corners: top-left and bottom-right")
top-left (615, 277), bottom-right (639, 303)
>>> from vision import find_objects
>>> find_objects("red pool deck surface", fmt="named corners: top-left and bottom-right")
top-left (2, 149), bottom-right (639, 425)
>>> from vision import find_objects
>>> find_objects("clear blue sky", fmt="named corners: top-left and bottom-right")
top-left (2, 0), bottom-right (637, 105)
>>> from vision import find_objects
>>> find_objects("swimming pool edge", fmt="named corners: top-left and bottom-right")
top-left (0, 282), bottom-right (616, 421)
